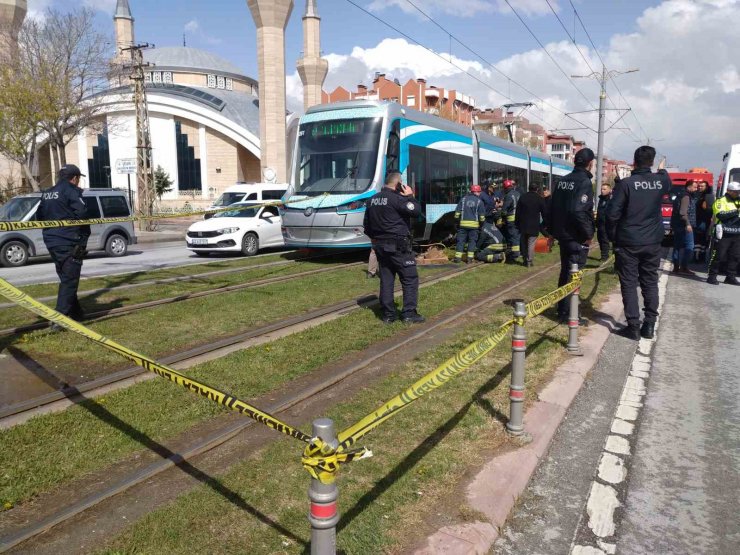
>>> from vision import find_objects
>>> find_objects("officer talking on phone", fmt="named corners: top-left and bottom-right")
top-left (363, 171), bottom-right (425, 324)
top-left (36, 164), bottom-right (91, 325)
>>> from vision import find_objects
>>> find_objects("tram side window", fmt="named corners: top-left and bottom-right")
top-left (408, 145), bottom-right (426, 203)
top-left (531, 170), bottom-right (549, 192)
top-left (449, 153), bottom-right (472, 202)
top-left (429, 149), bottom-right (451, 204)
top-left (480, 159), bottom-right (506, 187)
top-left (386, 119), bottom-right (400, 174)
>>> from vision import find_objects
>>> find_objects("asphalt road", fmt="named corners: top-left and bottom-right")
top-left (0, 241), bottom-right (282, 286)
top-left (493, 264), bottom-right (740, 554)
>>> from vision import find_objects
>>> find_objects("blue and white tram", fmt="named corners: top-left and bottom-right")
top-left (280, 100), bottom-right (573, 248)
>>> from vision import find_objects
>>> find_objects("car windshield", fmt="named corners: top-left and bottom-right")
top-left (0, 197), bottom-right (39, 221)
top-left (213, 204), bottom-right (259, 218)
top-left (729, 168), bottom-right (740, 185)
top-left (294, 117), bottom-right (382, 196)
top-left (212, 192), bottom-right (247, 207)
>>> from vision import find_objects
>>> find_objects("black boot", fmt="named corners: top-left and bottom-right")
top-left (640, 321), bottom-right (655, 339)
top-left (724, 276), bottom-right (740, 286)
top-left (707, 275), bottom-right (719, 285)
top-left (615, 324), bottom-right (640, 340)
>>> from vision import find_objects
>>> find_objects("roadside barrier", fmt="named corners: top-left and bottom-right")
top-left (0, 194), bottom-right (330, 232)
top-left (0, 254), bottom-right (613, 554)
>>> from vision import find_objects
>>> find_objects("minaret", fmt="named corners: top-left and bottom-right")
top-left (114, 0), bottom-right (135, 63)
top-left (296, 0), bottom-right (328, 111)
top-left (248, 0), bottom-right (294, 183)
top-left (0, 0), bottom-right (27, 62)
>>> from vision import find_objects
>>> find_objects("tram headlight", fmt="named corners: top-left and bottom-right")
top-left (337, 200), bottom-right (366, 213)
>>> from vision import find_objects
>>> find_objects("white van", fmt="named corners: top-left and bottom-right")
top-left (205, 182), bottom-right (287, 219)
top-left (718, 144), bottom-right (740, 196)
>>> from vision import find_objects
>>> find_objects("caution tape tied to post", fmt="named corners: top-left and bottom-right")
top-left (0, 278), bottom-right (312, 444)
top-left (0, 193), bottom-right (329, 232)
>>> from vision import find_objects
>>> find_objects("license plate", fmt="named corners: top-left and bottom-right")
top-left (191, 238), bottom-right (209, 245)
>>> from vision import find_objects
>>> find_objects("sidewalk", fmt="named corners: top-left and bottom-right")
top-left (132, 216), bottom-right (197, 244)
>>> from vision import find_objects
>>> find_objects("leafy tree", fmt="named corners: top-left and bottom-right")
top-left (154, 166), bottom-right (173, 200)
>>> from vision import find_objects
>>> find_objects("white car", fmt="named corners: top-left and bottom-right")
top-left (185, 202), bottom-right (283, 257)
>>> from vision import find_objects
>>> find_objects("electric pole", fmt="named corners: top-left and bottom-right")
top-left (571, 66), bottom-right (638, 190)
top-left (121, 43), bottom-right (155, 230)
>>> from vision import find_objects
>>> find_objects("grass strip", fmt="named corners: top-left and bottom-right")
top-left (97, 261), bottom-right (618, 554)
top-left (0, 255), bottom-right (556, 507)
top-left (0, 257), bottom-right (362, 329)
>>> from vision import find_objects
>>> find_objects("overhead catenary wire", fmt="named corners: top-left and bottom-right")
top-left (342, 0), bottom-right (597, 136)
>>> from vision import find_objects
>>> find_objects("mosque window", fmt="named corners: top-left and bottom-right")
top-left (152, 71), bottom-right (162, 84)
top-left (175, 121), bottom-right (202, 191)
top-left (163, 71), bottom-right (173, 84)
top-left (87, 122), bottom-right (111, 188)
top-left (144, 72), bottom-right (152, 84)
top-left (207, 74), bottom-right (216, 88)
top-left (225, 78), bottom-right (233, 91)
top-left (217, 76), bottom-right (225, 89)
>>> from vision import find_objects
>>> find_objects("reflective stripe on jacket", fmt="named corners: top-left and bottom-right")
top-left (455, 194), bottom-right (486, 229)
top-left (713, 195), bottom-right (740, 235)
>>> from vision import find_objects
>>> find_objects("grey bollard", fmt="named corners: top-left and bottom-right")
top-left (308, 418), bottom-right (339, 555)
top-left (566, 263), bottom-right (584, 356)
top-left (506, 301), bottom-right (527, 436)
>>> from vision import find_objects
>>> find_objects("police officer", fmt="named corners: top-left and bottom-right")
top-left (36, 164), bottom-right (91, 323)
top-left (549, 148), bottom-right (595, 323)
top-left (501, 179), bottom-right (521, 263)
top-left (475, 220), bottom-right (506, 262)
top-left (453, 184), bottom-right (486, 263)
top-left (363, 172), bottom-right (424, 324)
top-left (606, 146), bottom-right (670, 340)
top-left (707, 181), bottom-right (740, 285)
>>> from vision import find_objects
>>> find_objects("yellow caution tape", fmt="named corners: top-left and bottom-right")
top-left (0, 278), bottom-right (312, 444)
top-left (301, 438), bottom-right (372, 484)
top-left (525, 272), bottom-right (583, 318)
top-left (0, 194), bottom-right (328, 232)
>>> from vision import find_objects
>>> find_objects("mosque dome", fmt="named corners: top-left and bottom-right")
top-left (144, 46), bottom-right (247, 79)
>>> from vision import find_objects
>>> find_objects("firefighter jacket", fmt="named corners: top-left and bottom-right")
top-left (606, 168), bottom-right (669, 246)
top-left (477, 221), bottom-right (505, 251)
top-left (36, 179), bottom-right (90, 248)
top-left (502, 189), bottom-right (520, 224)
top-left (549, 167), bottom-right (595, 244)
top-left (713, 195), bottom-right (740, 235)
top-left (455, 194), bottom-right (486, 229)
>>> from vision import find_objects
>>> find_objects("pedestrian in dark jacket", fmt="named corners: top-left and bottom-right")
top-left (670, 180), bottom-right (698, 274)
top-left (596, 184), bottom-right (613, 261)
top-left (480, 182), bottom-right (496, 221)
top-left (549, 148), bottom-right (596, 321)
top-left (606, 145), bottom-right (670, 340)
top-left (515, 185), bottom-right (547, 267)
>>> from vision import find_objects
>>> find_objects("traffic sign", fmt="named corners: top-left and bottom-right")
top-left (116, 158), bottom-right (137, 174)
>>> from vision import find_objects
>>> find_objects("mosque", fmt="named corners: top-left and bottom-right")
top-left (0, 0), bottom-right (325, 208)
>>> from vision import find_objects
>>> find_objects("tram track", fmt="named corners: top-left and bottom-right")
top-left (0, 263), bottom-right (474, 427)
top-left (0, 262), bottom-right (560, 554)
top-left (0, 258), bottom-right (366, 338)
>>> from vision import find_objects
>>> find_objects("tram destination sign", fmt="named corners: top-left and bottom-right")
top-left (115, 158), bottom-right (137, 174)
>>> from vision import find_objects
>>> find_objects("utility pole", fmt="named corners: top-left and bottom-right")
top-left (121, 42), bottom-right (155, 231)
top-left (572, 66), bottom-right (638, 190)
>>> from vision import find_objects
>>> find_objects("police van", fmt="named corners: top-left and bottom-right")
top-left (0, 188), bottom-right (136, 267)
top-left (718, 144), bottom-right (740, 196)
top-left (204, 183), bottom-right (287, 219)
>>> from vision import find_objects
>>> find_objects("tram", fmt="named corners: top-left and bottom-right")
top-left (280, 100), bottom-right (574, 248)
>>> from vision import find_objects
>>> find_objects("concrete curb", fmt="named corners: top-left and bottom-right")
top-left (134, 231), bottom-right (184, 244)
top-left (415, 290), bottom-right (625, 555)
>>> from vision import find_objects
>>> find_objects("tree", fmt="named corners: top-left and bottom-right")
top-left (153, 166), bottom-right (173, 200)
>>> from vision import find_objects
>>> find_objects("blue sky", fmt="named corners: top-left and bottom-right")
top-left (30, 0), bottom-right (740, 174)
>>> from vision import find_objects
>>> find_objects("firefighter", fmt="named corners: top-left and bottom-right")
top-left (475, 220), bottom-right (506, 262)
top-left (363, 172), bottom-right (425, 324)
top-left (36, 164), bottom-right (90, 326)
top-left (501, 179), bottom-right (521, 263)
top-left (707, 181), bottom-right (740, 285)
top-left (453, 184), bottom-right (486, 263)
top-left (606, 146), bottom-right (670, 340)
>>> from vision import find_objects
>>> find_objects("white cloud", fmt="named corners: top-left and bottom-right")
top-left (716, 66), bottom-right (740, 94)
top-left (184, 19), bottom-right (200, 33)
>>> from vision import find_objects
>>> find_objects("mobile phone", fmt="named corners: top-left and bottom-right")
top-left (396, 182), bottom-right (404, 193)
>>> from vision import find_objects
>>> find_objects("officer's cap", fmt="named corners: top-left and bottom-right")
top-left (728, 181), bottom-right (740, 192)
top-left (59, 164), bottom-right (86, 179)
top-left (574, 148), bottom-right (595, 166)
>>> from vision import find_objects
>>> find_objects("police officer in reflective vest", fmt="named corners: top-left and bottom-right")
top-left (707, 181), bottom-right (740, 285)
top-left (606, 146), bottom-right (669, 340)
top-left (36, 164), bottom-right (90, 322)
top-left (454, 184), bottom-right (486, 263)
top-left (363, 172), bottom-right (425, 324)
top-left (549, 148), bottom-right (595, 323)
top-left (501, 179), bottom-right (521, 263)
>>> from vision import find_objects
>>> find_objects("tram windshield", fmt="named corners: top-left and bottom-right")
top-left (294, 117), bottom-right (382, 196)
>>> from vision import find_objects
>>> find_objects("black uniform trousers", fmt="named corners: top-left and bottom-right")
top-left (615, 243), bottom-right (662, 326)
top-left (708, 235), bottom-right (740, 280)
top-left (373, 239), bottom-right (419, 319)
top-left (48, 244), bottom-right (84, 318)
top-left (557, 240), bottom-right (588, 317)
top-left (597, 222), bottom-right (610, 260)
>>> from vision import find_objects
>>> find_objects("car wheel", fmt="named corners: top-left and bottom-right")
top-left (1, 240), bottom-right (29, 267)
top-left (105, 233), bottom-right (128, 257)
top-left (241, 233), bottom-right (259, 256)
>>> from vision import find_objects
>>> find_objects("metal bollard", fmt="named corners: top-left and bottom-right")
top-left (308, 418), bottom-right (339, 555)
top-left (506, 301), bottom-right (527, 436)
top-left (566, 263), bottom-right (584, 356)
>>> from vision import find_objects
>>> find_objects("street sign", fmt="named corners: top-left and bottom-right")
top-left (116, 158), bottom-right (137, 174)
